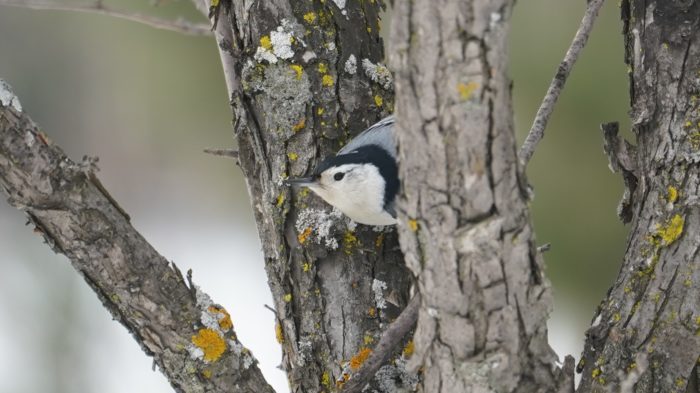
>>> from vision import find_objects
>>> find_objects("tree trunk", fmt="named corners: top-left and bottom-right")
top-left (390, 1), bottom-right (563, 392)
top-left (577, 1), bottom-right (700, 392)
top-left (208, 1), bottom-right (414, 391)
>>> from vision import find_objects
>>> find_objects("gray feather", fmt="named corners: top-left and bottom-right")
top-left (338, 116), bottom-right (396, 158)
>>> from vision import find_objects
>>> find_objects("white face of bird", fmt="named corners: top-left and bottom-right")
top-left (288, 163), bottom-right (397, 226)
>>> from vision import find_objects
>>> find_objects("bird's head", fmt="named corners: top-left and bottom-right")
top-left (285, 145), bottom-right (398, 226)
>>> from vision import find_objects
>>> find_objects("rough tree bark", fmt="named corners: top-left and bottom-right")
top-left (390, 0), bottom-right (564, 392)
top-left (577, 1), bottom-right (700, 392)
top-left (0, 82), bottom-right (275, 393)
top-left (5, 0), bottom-right (699, 392)
top-left (198, 1), bottom-right (418, 391)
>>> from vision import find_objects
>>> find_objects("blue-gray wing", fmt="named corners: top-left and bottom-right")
top-left (338, 116), bottom-right (396, 158)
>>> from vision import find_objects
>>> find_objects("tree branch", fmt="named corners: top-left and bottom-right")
top-left (0, 0), bottom-right (213, 36)
top-left (0, 79), bottom-right (274, 393)
top-left (340, 294), bottom-right (420, 393)
top-left (518, 0), bottom-right (606, 167)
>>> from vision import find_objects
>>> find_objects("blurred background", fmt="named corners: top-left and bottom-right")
top-left (0, 1), bottom-right (630, 392)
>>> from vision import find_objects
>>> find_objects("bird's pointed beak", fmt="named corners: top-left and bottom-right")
top-left (284, 176), bottom-right (316, 187)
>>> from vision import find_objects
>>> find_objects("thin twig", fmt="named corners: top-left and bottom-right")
top-left (341, 294), bottom-right (421, 393)
top-left (204, 147), bottom-right (239, 159)
top-left (518, 0), bottom-right (606, 167)
top-left (0, 0), bottom-right (213, 36)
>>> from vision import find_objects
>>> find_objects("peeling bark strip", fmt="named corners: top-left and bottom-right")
top-left (0, 83), bottom-right (275, 392)
top-left (196, 1), bottom-right (416, 391)
top-left (390, 1), bottom-right (563, 392)
top-left (577, 1), bottom-right (700, 392)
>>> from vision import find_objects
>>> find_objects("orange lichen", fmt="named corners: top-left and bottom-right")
top-left (192, 328), bottom-right (226, 362)
top-left (408, 219), bottom-right (419, 232)
top-left (292, 117), bottom-right (306, 132)
top-left (298, 227), bottom-right (312, 244)
top-left (207, 306), bottom-right (233, 331)
top-left (350, 348), bottom-right (372, 370)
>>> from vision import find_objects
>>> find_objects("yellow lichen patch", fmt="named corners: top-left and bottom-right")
top-left (689, 132), bottom-right (700, 150)
top-left (287, 152), bottom-right (298, 161)
top-left (318, 62), bottom-right (328, 74)
top-left (592, 368), bottom-right (601, 378)
top-left (667, 186), bottom-right (679, 203)
top-left (317, 107), bottom-right (325, 115)
top-left (292, 117), bottom-right (306, 132)
top-left (303, 11), bottom-right (317, 24)
top-left (374, 94), bottom-right (383, 107)
top-left (208, 306), bottom-right (233, 331)
top-left (364, 335), bottom-right (374, 345)
top-left (375, 233), bottom-right (384, 249)
top-left (192, 328), bottom-right (226, 362)
top-left (654, 214), bottom-right (684, 246)
top-left (290, 64), bottom-right (304, 80)
top-left (283, 293), bottom-right (293, 303)
top-left (202, 369), bottom-right (213, 379)
top-left (350, 348), bottom-right (372, 370)
top-left (210, 0), bottom-right (219, 6)
top-left (321, 371), bottom-right (331, 388)
top-left (322, 74), bottom-right (334, 87)
top-left (344, 231), bottom-right (358, 254)
top-left (298, 226), bottom-right (312, 244)
top-left (302, 262), bottom-right (311, 272)
top-left (276, 193), bottom-right (285, 208)
top-left (457, 81), bottom-right (479, 101)
top-left (259, 35), bottom-right (272, 50)
top-left (402, 340), bottom-right (415, 358)
top-left (408, 219), bottom-right (419, 232)
top-left (275, 322), bottom-right (284, 343)
top-left (367, 307), bottom-right (376, 317)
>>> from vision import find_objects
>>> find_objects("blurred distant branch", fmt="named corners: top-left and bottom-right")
top-left (204, 147), bottom-right (239, 160)
top-left (0, 79), bottom-right (275, 393)
top-left (518, 0), bottom-right (606, 167)
top-left (0, 0), bottom-right (213, 36)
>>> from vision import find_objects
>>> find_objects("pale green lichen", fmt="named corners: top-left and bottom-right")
top-left (654, 214), bottom-right (684, 246)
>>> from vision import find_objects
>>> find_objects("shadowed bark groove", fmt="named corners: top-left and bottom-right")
top-left (577, 1), bottom-right (700, 392)
top-left (390, 0), bottom-right (562, 392)
top-left (0, 85), bottom-right (275, 393)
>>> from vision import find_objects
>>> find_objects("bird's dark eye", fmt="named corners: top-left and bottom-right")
top-left (334, 172), bottom-right (345, 181)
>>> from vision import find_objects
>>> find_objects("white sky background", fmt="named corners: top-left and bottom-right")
top-left (0, 0), bottom-right (630, 391)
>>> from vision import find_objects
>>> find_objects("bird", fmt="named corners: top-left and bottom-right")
top-left (285, 116), bottom-right (398, 226)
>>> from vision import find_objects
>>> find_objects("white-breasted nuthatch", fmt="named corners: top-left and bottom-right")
top-left (285, 116), bottom-right (398, 226)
